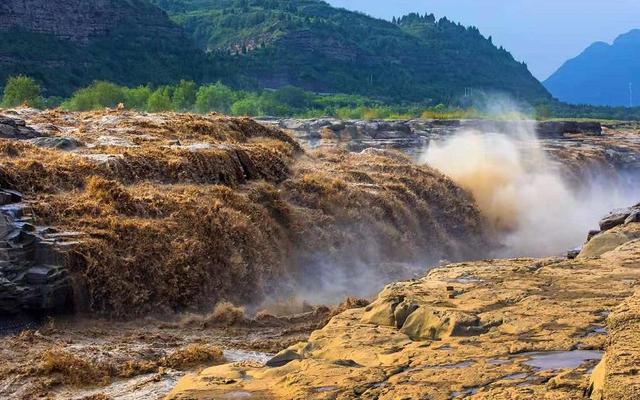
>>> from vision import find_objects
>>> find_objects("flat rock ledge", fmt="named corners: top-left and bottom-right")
top-left (167, 220), bottom-right (640, 399)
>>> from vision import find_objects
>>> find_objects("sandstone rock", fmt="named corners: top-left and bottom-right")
top-left (393, 299), bottom-right (420, 328)
top-left (96, 135), bottom-right (136, 147)
top-left (587, 230), bottom-right (601, 242)
top-left (567, 248), bottom-right (581, 259)
top-left (592, 290), bottom-right (640, 399)
top-left (360, 297), bottom-right (402, 326)
top-left (400, 307), bottom-right (486, 341)
top-left (578, 224), bottom-right (640, 258)
top-left (266, 347), bottom-right (304, 368)
top-left (168, 219), bottom-right (640, 399)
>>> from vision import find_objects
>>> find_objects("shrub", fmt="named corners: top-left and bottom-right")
top-left (1, 75), bottom-right (43, 108)
top-left (63, 81), bottom-right (126, 111)
top-left (172, 80), bottom-right (197, 111)
top-left (123, 85), bottom-right (152, 110)
top-left (195, 82), bottom-right (235, 113)
top-left (146, 86), bottom-right (173, 112)
top-left (231, 95), bottom-right (262, 116)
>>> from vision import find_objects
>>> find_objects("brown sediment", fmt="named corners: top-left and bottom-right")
top-left (0, 108), bottom-right (490, 317)
top-left (0, 304), bottom-right (338, 399)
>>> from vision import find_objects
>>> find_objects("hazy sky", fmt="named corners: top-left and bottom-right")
top-left (326, 0), bottom-right (640, 80)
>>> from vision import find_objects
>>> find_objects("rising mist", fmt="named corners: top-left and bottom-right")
top-left (421, 119), bottom-right (639, 257)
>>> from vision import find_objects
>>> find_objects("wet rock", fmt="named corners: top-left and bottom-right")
top-left (587, 230), bottom-right (601, 242)
top-left (30, 136), bottom-right (83, 150)
top-left (266, 346), bottom-right (304, 367)
top-left (567, 248), bottom-right (581, 259)
top-left (625, 210), bottom-right (640, 224)
top-left (0, 117), bottom-right (43, 139)
top-left (537, 121), bottom-right (602, 137)
top-left (0, 189), bottom-right (74, 316)
top-left (599, 208), bottom-right (634, 231)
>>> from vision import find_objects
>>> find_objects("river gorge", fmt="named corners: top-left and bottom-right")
top-left (0, 108), bottom-right (638, 399)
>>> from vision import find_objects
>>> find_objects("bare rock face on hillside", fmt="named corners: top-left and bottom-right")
top-left (0, 0), bottom-right (181, 43)
top-left (167, 211), bottom-right (640, 399)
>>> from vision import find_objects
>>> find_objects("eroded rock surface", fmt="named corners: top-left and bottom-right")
top-left (168, 221), bottom-right (640, 399)
top-left (0, 188), bottom-right (74, 320)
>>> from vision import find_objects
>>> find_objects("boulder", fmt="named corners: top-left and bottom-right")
top-left (537, 121), bottom-right (602, 137)
top-left (30, 136), bottom-right (83, 150)
top-left (0, 117), bottom-right (43, 140)
top-left (578, 226), bottom-right (640, 259)
top-left (587, 230), bottom-right (601, 242)
top-left (567, 248), bottom-right (582, 259)
top-left (599, 208), bottom-right (634, 231)
top-left (400, 307), bottom-right (487, 341)
top-left (360, 296), bottom-right (402, 327)
top-left (266, 343), bottom-right (306, 367)
top-left (625, 211), bottom-right (640, 224)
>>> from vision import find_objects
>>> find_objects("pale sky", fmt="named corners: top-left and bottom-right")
top-left (326, 0), bottom-right (640, 80)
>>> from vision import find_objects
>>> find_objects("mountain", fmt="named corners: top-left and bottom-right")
top-left (544, 30), bottom-right (640, 107)
top-left (152, 0), bottom-right (551, 104)
top-left (0, 0), bottom-right (551, 104)
top-left (0, 0), bottom-right (209, 96)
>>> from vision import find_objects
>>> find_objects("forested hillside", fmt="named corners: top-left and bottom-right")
top-left (0, 0), bottom-right (551, 104)
top-left (152, 0), bottom-right (551, 103)
top-left (0, 0), bottom-right (209, 96)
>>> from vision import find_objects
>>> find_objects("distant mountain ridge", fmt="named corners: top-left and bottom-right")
top-left (544, 29), bottom-right (640, 107)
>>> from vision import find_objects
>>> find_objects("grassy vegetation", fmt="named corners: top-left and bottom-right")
top-left (4, 76), bottom-right (640, 121)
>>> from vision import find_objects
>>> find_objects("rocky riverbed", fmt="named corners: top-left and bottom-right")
top-left (259, 117), bottom-right (640, 186)
top-left (168, 211), bottom-right (640, 400)
top-left (0, 109), bottom-right (639, 399)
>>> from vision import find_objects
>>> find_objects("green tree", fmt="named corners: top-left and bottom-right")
top-left (63, 81), bottom-right (126, 111)
top-left (195, 82), bottom-right (235, 113)
top-left (272, 86), bottom-right (312, 109)
top-left (146, 87), bottom-right (173, 112)
top-left (124, 86), bottom-right (152, 110)
top-left (231, 95), bottom-right (262, 116)
top-left (1, 76), bottom-right (43, 108)
top-left (172, 80), bottom-right (197, 111)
